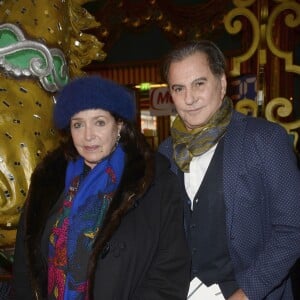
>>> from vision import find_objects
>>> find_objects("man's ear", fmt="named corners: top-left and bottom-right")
top-left (220, 73), bottom-right (227, 98)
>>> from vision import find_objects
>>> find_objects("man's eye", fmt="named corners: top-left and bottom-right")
top-left (194, 81), bottom-right (204, 87)
top-left (173, 86), bottom-right (183, 93)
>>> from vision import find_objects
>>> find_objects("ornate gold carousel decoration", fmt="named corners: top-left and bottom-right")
top-left (0, 0), bottom-right (105, 252)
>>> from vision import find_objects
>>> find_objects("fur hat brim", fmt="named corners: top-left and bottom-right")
top-left (53, 76), bottom-right (136, 129)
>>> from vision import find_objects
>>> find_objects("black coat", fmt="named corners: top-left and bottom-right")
top-left (12, 147), bottom-right (190, 299)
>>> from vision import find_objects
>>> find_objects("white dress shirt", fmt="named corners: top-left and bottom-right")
top-left (184, 143), bottom-right (225, 299)
top-left (184, 144), bottom-right (217, 210)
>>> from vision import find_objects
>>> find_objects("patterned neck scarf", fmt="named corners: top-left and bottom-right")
top-left (48, 145), bottom-right (125, 300)
top-left (171, 96), bottom-right (233, 172)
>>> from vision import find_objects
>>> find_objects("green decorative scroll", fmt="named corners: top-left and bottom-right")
top-left (0, 23), bottom-right (69, 92)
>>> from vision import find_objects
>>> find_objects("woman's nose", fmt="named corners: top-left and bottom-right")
top-left (84, 126), bottom-right (95, 140)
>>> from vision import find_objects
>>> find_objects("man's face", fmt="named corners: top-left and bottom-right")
top-left (168, 52), bottom-right (227, 131)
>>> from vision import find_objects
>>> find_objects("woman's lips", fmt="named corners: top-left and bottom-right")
top-left (84, 145), bottom-right (100, 151)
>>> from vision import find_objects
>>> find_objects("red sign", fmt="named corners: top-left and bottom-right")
top-left (149, 87), bottom-right (176, 116)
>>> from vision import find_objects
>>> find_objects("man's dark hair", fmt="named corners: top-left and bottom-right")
top-left (161, 39), bottom-right (227, 82)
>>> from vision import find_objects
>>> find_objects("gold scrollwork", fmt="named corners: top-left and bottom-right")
top-left (224, 7), bottom-right (260, 76)
top-left (235, 98), bottom-right (258, 117)
top-left (266, 1), bottom-right (300, 74)
top-left (265, 98), bottom-right (300, 148)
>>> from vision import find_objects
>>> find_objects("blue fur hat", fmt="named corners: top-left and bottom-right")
top-left (53, 75), bottom-right (136, 129)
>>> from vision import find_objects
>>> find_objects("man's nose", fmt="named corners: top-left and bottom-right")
top-left (185, 88), bottom-right (198, 105)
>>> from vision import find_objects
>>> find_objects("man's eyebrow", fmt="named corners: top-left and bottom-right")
top-left (192, 77), bottom-right (207, 83)
top-left (170, 84), bottom-right (184, 90)
top-left (170, 77), bottom-right (207, 89)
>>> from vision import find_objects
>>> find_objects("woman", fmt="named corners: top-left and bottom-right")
top-left (12, 76), bottom-right (190, 299)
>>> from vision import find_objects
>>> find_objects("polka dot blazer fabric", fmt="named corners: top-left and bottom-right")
top-left (159, 111), bottom-right (300, 300)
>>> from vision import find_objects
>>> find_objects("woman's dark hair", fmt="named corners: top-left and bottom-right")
top-left (57, 112), bottom-right (154, 299)
top-left (58, 112), bottom-right (153, 162)
top-left (161, 39), bottom-right (227, 82)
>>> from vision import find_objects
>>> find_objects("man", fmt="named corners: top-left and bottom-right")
top-left (158, 40), bottom-right (300, 299)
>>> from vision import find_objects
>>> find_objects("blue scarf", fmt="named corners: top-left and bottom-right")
top-left (48, 145), bottom-right (125, 299)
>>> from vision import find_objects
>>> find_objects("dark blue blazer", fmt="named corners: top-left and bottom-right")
top-left (159, 111), bottom-right (300, 299)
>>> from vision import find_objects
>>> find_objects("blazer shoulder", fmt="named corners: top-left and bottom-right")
top-left (230, 111), bottom-right (287, 137)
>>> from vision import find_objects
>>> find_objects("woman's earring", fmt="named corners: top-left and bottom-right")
top-left (116, 133), bottom-right (121, 146)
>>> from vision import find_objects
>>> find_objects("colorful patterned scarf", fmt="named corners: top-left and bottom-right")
top-left (48, 145), bottom-right (125, 300)
top-left (171, 96), bottom-right (233, 172)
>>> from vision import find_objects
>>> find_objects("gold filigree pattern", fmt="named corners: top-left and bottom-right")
top-left (226, 0), bottom-right (300, 152)
top-left (235, 98), bottom-right (258, 117)
top-left (224, 6), bottom-right (260, 76)
top-left (68, 1), bottom-right (106, 76)
top-left (225, 0), bottom-right (300, 76)
top-left (266, 1), bottom-right (300, 74)
top-left (265, 98), bottom-right (300, 148)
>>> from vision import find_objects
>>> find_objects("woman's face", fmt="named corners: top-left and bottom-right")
top-left (70, 109), bottom-right (122, 169)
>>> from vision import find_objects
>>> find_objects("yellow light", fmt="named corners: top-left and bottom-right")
top-left (139, 82), bottom-right (151, 91)
top-left (135, 82), bottom-right (168, 91)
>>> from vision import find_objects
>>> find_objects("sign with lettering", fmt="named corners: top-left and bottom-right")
top-left (149, 87), bottom-right (177, 116)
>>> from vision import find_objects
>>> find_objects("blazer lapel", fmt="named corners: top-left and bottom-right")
top-left (223, 112), bottom-right (248, 239)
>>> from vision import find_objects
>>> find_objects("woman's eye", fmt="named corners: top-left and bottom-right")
top-left (72, 122), bottom-right (82, 128)
top-left (96, 120), bottom-right (105, 126)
